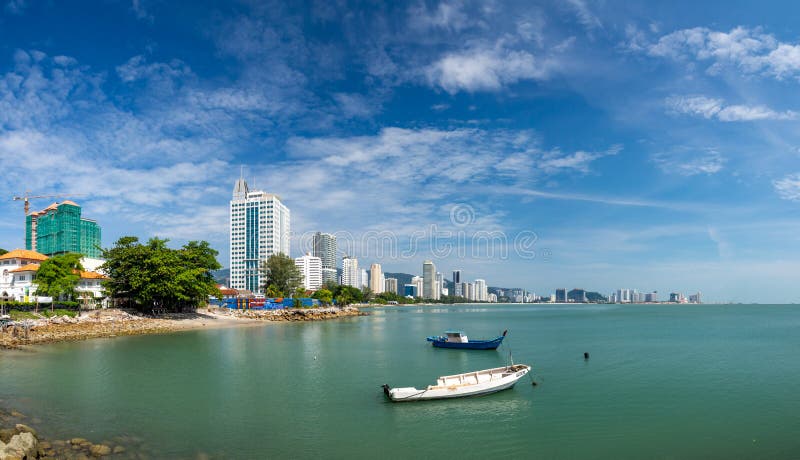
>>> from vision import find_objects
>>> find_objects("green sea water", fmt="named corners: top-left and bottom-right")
top-left (2, 304), bottom-right (800, 459)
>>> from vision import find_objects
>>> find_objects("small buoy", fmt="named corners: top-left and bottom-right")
top-left (531, 381), bottom-right (538, 386)
top-left (584, 352), bottom-right (590, 360)
top-left (313, 355), bottom-right (317, 360)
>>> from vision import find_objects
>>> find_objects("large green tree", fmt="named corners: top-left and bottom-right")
top-left (328, 285), bottom-right (363, 306)
top-left (35, 253), bottom-right (84, 300)
top-left (311, 289), bottom-right (333, 305)
top-left (101, 236), bottom-right (221, 312)
top-left (261, 253), bottom-right (303, 297)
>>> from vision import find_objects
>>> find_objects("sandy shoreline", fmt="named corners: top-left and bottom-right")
top-left (0, 306), bottom-right (364, 349)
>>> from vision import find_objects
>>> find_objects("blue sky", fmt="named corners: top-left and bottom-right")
top-left (2, 0), bottom-right (800, 302)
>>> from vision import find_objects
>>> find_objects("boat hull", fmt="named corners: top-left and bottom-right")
top-left (426, 336), bottom-right (505, 350)
top-left (384, 364), bottom-right (531, 402)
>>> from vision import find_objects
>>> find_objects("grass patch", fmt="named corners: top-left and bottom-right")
top-left (8, 310), bottom-right (38, 320)
top-left (40, 309), bottom-right (78, 318)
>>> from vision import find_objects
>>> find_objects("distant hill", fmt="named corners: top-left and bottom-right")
top-left (212, 268), bottom-right (230, 285)
top-left (586, 291), bottom-right (607, 302)
top-left (384, 272), bottom-right (414, 287)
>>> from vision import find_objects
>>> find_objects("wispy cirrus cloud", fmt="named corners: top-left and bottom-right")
top-left (773, 174), bottom-right (800, 201)
top-left (666, 95), bottom-right (797, 121)
top-left (565, 0), bottom-right (602, 33)
top-left (652, 147), bottom-right (726, 176)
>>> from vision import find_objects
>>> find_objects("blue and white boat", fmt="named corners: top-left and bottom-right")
top-left (426, 330), bottom-right (507, 350)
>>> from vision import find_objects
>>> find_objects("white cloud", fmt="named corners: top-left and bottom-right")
top-left (332, 93), bottom-right (380, 119)
top-left (408, 0), bottom-right (470, 32)
top-left (0, 50), bottom-right (253, 246)
top-left (130, 0), bottom-right (152, 22)
top-left (116, 55), bottom-right (192, 83)
top-left (643, 26), bottom-right (800, 80)
top-left (666, 95), bottom-right (797, 121)
top-left (652, 148), bottom-right (726, 176)
top-left (773, 174), bottom-right (800, 201)
top-left (426, 44), bottom-right (550, 93)
top-left (565, 0), bottom-right (602, 32)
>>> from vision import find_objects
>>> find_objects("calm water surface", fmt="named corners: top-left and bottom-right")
top-left (2, 304), bottom-right (800, 459)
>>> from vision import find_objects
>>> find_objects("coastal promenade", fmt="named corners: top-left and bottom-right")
top-left (0, 306), bottom-right (363, 349)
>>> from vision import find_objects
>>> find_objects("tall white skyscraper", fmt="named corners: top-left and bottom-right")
top-left (230, 177), bottom-right (290, 294)
top-left (361, 269), bottom-right (369, 289)
top-left (385, 278), bottom-right (398, 294)
top-left (313, 232), bottom-right (337, 284)
top-left (423, 260), bottom-right (437, 300)
top-left (295, 253), bottom-right (322, 291)
top-left (412, 276), bottom-right (424, 298)
top-left (435, 272), bottom-right (444, 299)
top-left (370, 263), bottom-right (384, 294)
top-left (475, 279), bottom-right (487, 302)
top-left (342, 256), bottom-right (359, 288)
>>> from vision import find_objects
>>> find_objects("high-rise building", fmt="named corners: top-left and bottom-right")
top-left (412, 276), bottom-right (424, 298)
top-left (404, 284), bottom-right (418, 297)
top-left (422, 260), bottom-right (436, 299)
top-left (361, 269), bottom-right (368, 289)
top-left (436, 272), bottom-right (444, 299)
top-left (555, 288), bottom-right (567, 303)
top-left (385, 278), bottom-right (398, 295)
top-left (474, 279), bottom-right (487, 302)
top-left (370, 263), bottom-right (384, 294)
top-left (229, 177), bottom-right (290, 294)
top-left (295, 253), bottom-right (322, 291)
top-left (342, 256), bottom-right (359, 288)
top-left (25, 201), bottom-right (101, 258)
top-left (312, 232), bottom-right (337, 284)
top-left (452, 270), bottom-right (462, 297)
top-left (466, 282), bottom-right (475, 301)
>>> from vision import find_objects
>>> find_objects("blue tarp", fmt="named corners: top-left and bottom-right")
top-left (209, 297), bottom-right (319, 310)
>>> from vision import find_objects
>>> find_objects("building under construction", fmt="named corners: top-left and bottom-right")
top-left (25, 201), bottom-right (102, 258)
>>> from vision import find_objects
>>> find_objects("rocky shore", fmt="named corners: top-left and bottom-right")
top-left (212, 305), bottom-right (365, 321)
top-left (0, 306), bottom-right (364, 349)
top-left (0, 409), bottom-right (120, 459)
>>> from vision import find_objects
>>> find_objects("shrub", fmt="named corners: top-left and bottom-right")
top-left (9, 310), bottom-right (38, 320)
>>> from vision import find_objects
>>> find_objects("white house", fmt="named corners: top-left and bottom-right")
top-left (0, 249), bottom-right (108, 307)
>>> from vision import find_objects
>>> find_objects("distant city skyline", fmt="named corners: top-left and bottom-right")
top-left (3, 1), bottom-right (800, 302)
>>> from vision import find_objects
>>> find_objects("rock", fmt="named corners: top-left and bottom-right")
top-left (0, 432), bottom-right (38, 459)
top-left (89, 443), bottom-right (112, 457)
top-left (70, 438), bottom-right (88, 445)
top-left (9, 411), bottom-right (24, 418)
top-left (112, 445), bottom-right (125, 454)
top-left (0, 429), bottom-right (14, 443)
top-left (14, 423), bottom-right (37, 437)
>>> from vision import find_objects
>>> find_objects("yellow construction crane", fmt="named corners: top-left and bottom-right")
top-left (12, 191), bottom-right (84, 215)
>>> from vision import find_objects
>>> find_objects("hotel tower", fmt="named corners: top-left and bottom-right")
top-left (230, 177), bottom-right (290, 294)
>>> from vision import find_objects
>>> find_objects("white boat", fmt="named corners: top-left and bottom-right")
top-left (382, 364), bottom-right (531, 402)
